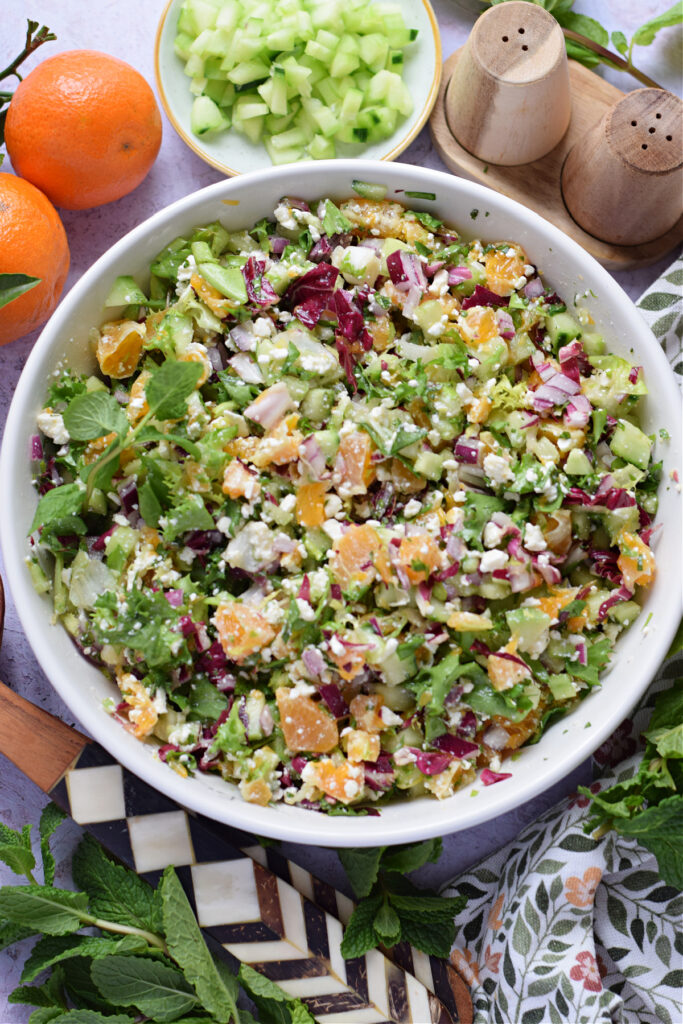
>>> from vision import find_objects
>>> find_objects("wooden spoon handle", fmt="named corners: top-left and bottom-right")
top-left (0, 679), bottom-right (90, 792)
top-left (0, 679), bottom-right (467, 1022)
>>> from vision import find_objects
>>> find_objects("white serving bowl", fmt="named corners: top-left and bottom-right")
top-left (1, 161), bottom-right (680, 847)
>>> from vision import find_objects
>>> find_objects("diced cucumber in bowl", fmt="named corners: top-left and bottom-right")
top-left (178, 0), bottom-right (418, 164)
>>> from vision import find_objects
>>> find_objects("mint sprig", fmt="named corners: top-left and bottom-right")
top-left (0, 808), bottom-right (314, 1023)
top-left (581, 681), bottom-right (683, 890)
top-left (337, 838), bottom-right (467, 959)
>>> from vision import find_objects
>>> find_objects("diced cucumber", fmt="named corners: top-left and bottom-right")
top-left (610, 418), bottom-right (652, 470)
top-left (506, 607), bottom-right (551, 654)
top-left (352, 179), bottom-right (388, 200)
top-left (546, 311), bottom-right (582, 349)
top-left (308, 133), bottom-right (335, 159)
top-left (564, 448), bottom-right (592, 475)
top-left (105, 275), bottom-right (148, 307)
top-left (313, 428), bottom-right (340, 462)
top-left (413, 450), bottom-right (445, 480)
top-left (190, 94), bottom-right (227, 135)
top-left (300, 387), bottom-right (334, 422)
top-left (413, 299), bottom-right (446, 335)
top-left (581, 332), bottom-right (605, 355)
top-left (198, 262), bottom-right (247, 304)
top-left (548, 673), bottom-right (577, 701)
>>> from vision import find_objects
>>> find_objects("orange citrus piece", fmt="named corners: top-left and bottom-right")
top-left (222, 460), bottom-right (260, 500)
top-left (275, 688), bottom-right (338, 753)
top-left (214, 603), bottom-right (276, 662)
top-left (328, 644), bottom-right (367, 682)
top-left (96, 320), bottom-right (145, 379)
top-left (303, 758), bottom-right (365, 804)
top-left (459, 306), bottom-right (498, 345)
top-left (296, 481), bottom-right (327, 527)
top-left (330, 523), bottom-right (386, 591)
top-left (190, 273), bottom-right (234, 317)
top-left (617, 530), bottom-right (656, 591)
top-left (349, 693), bottom-right (385, 733)
top-left (335, 432), bottom-right (376, 492)
top-left (484, 250), bottom-right (525, 295)
top-left (397, 533), bottom-right (441, 585)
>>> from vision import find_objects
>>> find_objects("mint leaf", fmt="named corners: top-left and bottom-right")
top-left (146, 361), bottom-right (203, 420)
top-left (91, 955), bottom-right (198, 1022)
top-left (373, 901), bottom-right (401, 945)
top-left (0, 917), bottom-right (38, 951)
top-left (390, 910), bottom-right (458, 958)
top-left (0, 886), bottom-right (89, 935)
top-left (134, 425), bottom-right (201, 458)
top-left (611, 29), bottom-right (628, 54)
top-left (22, 933), bottom-right (148, 984)
top-left (646, 684), bottom-right (683, 735)
top-left (160, 867), bottom-right (236, 1022)
top-left (337, 847), bottom-right (385, 898)
top-left (28, 1010), bottom-right (63, 1024)
top-left (340, 891), bottom-right (383, 959)
top-left (10, 965), bottom-right (67, 1008)
top-left (46, 1013), bottom-right (135, 1023)
top-left (138, 479), bottom-right (163, 527)
top-left (0, 843), bottom-right (36, 878)
top-left (632, 2), bottom-right (683, 47)
top-left (381, 838), bottom-right (442, 874)
top-left (39, 804), bottom-right (66, 887)
top-left (31, 483), bottom-right (84, 532)
top-left (238, 964), bottom-right (315, 1024)
top-left (71, 835), bottom-right (156, 933)
top-left (63, 392), bottom-right (128, 442)
top-left (0, 273), bottom-right (41, 310)
top-left (615, 795), bottom-right (683, 889)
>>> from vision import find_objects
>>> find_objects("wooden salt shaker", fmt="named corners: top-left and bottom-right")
top-left (561, 88), bottom-right (683, 246)
top-left (445, 0), bottom-right (571, 166)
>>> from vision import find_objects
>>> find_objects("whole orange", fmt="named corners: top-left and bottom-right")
top-left (5, 50), bottom-right (162, 210)
top-left (0, 173), bottom-right (70, 346)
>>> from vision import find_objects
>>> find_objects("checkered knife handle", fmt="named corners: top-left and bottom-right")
top-left (0, 681), bottom-right (466, 1023)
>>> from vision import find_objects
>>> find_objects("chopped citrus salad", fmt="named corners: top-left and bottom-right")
top-left (29, 191), bottom-right (660, 814)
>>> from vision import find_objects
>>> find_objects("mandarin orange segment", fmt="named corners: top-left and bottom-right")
top-left (349, 693), bottom-right (385, 733)
top-left (296, 481), bottom-right (327, 527)
top-left (487, 644), bottom-right (531, 692)
top-left (126, 370), bottom-right (151, 424)
top-left (190, 272), bottom-right (234, 318)
top-left (390, 458), bottom-right (426, 494)
top-left (484, 250), bottom-right (525, 296)
top-left (335, 432), bottom-right (376, 493)
top-left (617, 530), bottom-right (656, 591)
top-left (468, 396), bottom-right (492, 424)
top-left (116, 671), bottom-right (158, 739)
top-left (224, 436), bottom-right (262, 462)
top-left (397, 533), bottom-right (441, 585)
top-left (222, 459), bottom-right (260, 500)
top-left (214, 603), bottom-right (276, 662)
top-left (459, 306), bottom-right (498, 346)
top-left (330, 523), bottom-right (386, 591)
top-left (303, 758), bottom-right (365, 804)
top-left (96, 320), bottom-right (146, 379)
top-left (275, 688), bottom-right (338, 753)
top-left (328, 645), bottom-right (366, 682)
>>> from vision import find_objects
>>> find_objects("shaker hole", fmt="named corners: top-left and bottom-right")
top-left (649, 127), bottom-right (655, 134)
top-left (502, 35), bottom-right (509, 42)
top-left (631, 120), bottom-right (637, 126)
top-left (521, 44), bottom-right (528, 50)
top-left (641, 144), bottom-right (648, 150)
top-left (656, 113), bottom-right (662, 119)
top-left (666, 135), bottom-right (673, 141)
top-left (518, 27), bottom-right (525, 33)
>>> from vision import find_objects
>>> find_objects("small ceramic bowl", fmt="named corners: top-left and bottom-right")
top-left (155, 0), bottom-right (442, 175)
top-left (1, 160), bottom-right (680, 847)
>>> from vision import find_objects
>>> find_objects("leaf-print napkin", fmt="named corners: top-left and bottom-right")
top-left (442, 256), bottom-right (683, 1024)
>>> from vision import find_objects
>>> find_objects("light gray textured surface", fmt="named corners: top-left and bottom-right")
top-left (1, 0), bottom-right (680, 1015)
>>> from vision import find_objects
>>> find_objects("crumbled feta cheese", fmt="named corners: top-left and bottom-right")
top-left (483, 453), bottom-right (514, 485)
top-left (483, 521), bottom-right (505, 548)
top-left (36, 410), bottom-right (70, 445)
top-left (524, 523), bottom-right (547, 551)
top-left (403, 498), bottom-right (422, 518)
top-left (479, 549), bottom-right (508, 573)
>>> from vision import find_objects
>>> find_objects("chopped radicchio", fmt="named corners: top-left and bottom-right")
top-left (285, 263), bottom-right (338, 307)
top-left (243, 256), bottom-right (278, 308)
top-left (461, 285), bottom-right (510, 310)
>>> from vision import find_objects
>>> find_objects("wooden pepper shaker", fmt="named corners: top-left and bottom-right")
top-left (445, 0), bottom-right (571, 166)
top-left (561, 88), bottom-right (683, 245)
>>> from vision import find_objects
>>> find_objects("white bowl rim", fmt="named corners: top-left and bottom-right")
top-left (1, 159), bottom-right (681, 847)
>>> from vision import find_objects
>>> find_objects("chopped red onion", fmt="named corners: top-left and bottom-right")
top-left (403, 284), bottom-right (422, 320)
top-left (496, 309), bottom-right (515, 339)
top-left (30, 434), bottom-right (44, 460)
top-left (364, 761), bottom-right (395, 792)
top-left (298, 574), bottom-right (311, 602)
top-left (229, 322), bottom-right (256, 351)
top-left (524, 277), bottom-right (544, 299)
top-left (628, 365), bottom-right (642, 384)
top-left (565, 393), bottom-right (592, 427)
top-left (302, 648), bottom-right (325, 678)
top-left (300, 435), bottom-right (327, 479)
top-left (386, 249), bottom-right (427, 292)
top-left (425, 260), bottom-right (446, 277)
top-left (447, 265), bottom-right (472, 285)
top-left (158, 744), bottom-right (180, 762)
top-left (330, 584), bottom-right (342, 600)
top-left (228, 353), bottom-right (263, 383)
top-left (410, 749), bottom-right (453, 776)
top-left (291, 755), bottom-right (308, 774)
top-left (165, 589), bottom-right (184, 607)
top-left (270, 235), bottom-right (289, 255)
top-left (481, 768), bottom-right (512, 786)
top-left (532, 555), bottom-right (562, 585)
top-left (454, 437), bottom-right (480, 464)
top-left (259, 705), bottom-right (274, 737)
top-left (244, 381), bottom-right (293, 429)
